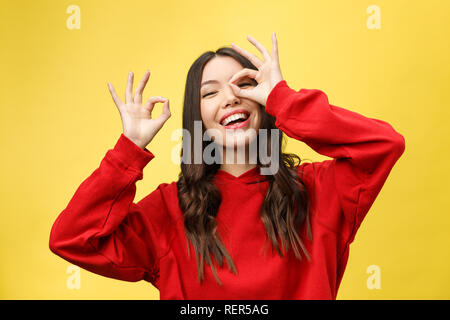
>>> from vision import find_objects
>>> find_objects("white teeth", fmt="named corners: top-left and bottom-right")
top-left (222, 113), bottom-right (248, 126)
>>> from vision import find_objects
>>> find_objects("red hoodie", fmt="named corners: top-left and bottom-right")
top-left (49, 80), bottom-right (405, 299)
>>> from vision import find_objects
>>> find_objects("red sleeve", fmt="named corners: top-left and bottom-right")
top-left (265, 80), bottom-right (405, 244)
top-left (49, 134), bottom-right (170, 287)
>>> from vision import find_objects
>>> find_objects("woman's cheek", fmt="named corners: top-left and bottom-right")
top-left (201, 103), bottom-right (217, 130)
top-left (200, 102), bottom-right (209, 123)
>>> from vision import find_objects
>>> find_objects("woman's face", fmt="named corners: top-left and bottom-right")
top-left (200, 56), bottom-right (262, 148)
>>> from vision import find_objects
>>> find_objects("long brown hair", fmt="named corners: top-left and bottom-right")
top-left (176, 47), bottom-right (312, 285)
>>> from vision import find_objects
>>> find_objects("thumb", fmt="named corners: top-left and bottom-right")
top-left (229, 82), bottom-right (253, 100)
top-left (153, 99), bottom-right (171, 128)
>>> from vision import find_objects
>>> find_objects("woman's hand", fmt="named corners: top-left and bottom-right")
top-left (228, 32), bottom-right (284, 106)
top-left (107, 70), bottom-right (171, 149)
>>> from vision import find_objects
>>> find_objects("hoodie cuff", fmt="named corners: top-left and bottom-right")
top-left (265, 80), bottom-right (298, 117)
top-left (110, 134), bottom-right (155, 172)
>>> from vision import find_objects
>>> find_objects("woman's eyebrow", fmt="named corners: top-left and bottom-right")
top-left (201, 80), bottom-right (219, 87)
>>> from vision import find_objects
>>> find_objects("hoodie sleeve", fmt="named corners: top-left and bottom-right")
top-left (265, 80), bottom-right (405, 244)
top-left (49, 134), bottom-right (171, 287)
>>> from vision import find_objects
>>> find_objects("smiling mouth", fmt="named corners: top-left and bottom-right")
top-left (220, 111), bottom-right (249, 124)
top-left (221, 116), bottom-right (251, 130)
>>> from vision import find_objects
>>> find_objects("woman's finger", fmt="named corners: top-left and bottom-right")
top-left (231, 43), bottom-right (263, 68)
top-left (143, 96), bottom-right (168, 114)
top-left (107, 82), bottom-right (124, 112)
top-left (156, 99), bottom-right (171, 122)
top-left (272, 32), bottom-right (279, 62)
top-left (228, 68), bottom-right (258, 85)
top-left (125, 71), bottom-right (134, 104)
top-left (134, 70), bottom-right (150, 105)
top-left (229, 82), bottom-right (253, 100)
top-left (247, 35), bottom-right (271, 62)
top-left (228, 69), bottom-right (258, 100)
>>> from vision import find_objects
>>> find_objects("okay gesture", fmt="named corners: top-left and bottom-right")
top-left (229, 32), bottom-right (284, 106)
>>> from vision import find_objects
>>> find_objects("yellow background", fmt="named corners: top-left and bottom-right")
top-left (1, 0), bottom-right (449, 299)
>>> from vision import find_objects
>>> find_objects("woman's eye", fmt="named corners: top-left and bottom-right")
top-left (202, 91), bottom-right (217, 98)
top-left (201, 83), bottom-right (252, 98)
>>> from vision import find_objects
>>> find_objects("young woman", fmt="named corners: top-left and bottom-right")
top-left (49, 33), bottom-right (405, 299)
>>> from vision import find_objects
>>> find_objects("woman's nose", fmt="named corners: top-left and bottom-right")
top-left (223, 86), bottom-right (240, 107)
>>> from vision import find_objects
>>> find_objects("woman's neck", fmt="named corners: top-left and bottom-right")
top-left (219, 145), bottom-right (257, 177)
